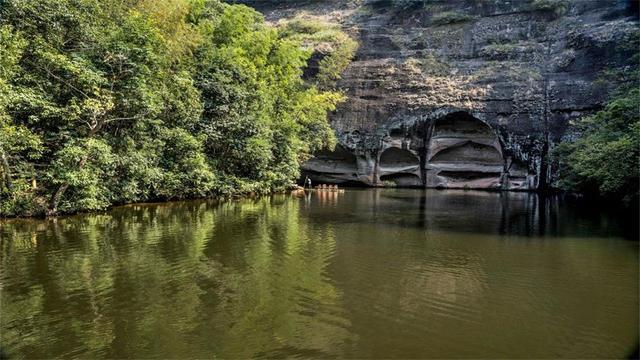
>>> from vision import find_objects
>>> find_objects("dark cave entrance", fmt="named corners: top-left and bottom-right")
top-left (381, 111), bottom-right (506, 189)
top-left (425, 112), bottom-right (505, 188)
top-left (300, 145), bottom-right (365, 185)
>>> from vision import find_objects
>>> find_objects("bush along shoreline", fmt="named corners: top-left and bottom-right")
top-left (554, 86), bottom-right (639, 206)
top-left (0, 0), bottom-right (356, 217)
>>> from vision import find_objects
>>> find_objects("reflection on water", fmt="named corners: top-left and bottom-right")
top-left (1, 189), bottom-right (638, 358)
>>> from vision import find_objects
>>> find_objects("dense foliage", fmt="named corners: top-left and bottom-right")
top-left (0, 0), bottom-right (350, 216)
top-left (555, 88), bottom-right (639, 203)
top-left (279, 18), bottom-right (358, 88)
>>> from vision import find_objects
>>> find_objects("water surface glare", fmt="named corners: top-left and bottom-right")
top-left (1, 189), bottom-right (638, 358)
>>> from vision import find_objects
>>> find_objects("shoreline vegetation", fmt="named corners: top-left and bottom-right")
top-left (1, 0), bottom-right (637, 218)
top-left (0, 0), bottom-right (356, 217)
top-left (1, 185), bottom-right (633, 221)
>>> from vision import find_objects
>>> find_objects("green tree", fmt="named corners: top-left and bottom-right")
top-left (279, 18), bottom-right (358, 88)
top-left (555, 88), bottom-right (640, 202)
top-left (0, 0), bottom-right (349, 216)
top-left (193, 4), bottom-right (343, 194)
top-left (0, 25), bottom-right (44, 215)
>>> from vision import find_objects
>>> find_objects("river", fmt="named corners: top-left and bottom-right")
top-left (1, 189), bottom-right (638, 358)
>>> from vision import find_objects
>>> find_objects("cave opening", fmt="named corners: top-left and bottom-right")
top-left (379, 147), bottom-right (420, 170)
top-left (431, 112), bottom-right (496, 139)
top-left (425, 112), bottom-right (506, 189)
top-left (437, 171), bottom-right (503, 181)
top-left (429, 141), bottom-right (503, 165)
top-left (380, 173), bottom-right (422, 187)
top-left (304, 145), bottom-right (358, 174)
top-left (300, 145), bottom-right (364, 185)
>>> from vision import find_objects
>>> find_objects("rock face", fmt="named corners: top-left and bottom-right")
top-left (238, 0), bottom-right (639, 190)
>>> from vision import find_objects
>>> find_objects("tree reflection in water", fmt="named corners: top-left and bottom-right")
top-left (1, 189), bottom-right (637, 358)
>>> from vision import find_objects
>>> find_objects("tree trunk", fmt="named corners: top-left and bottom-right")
top-left (48, 153), bottom-right (89, 215)
top-left (48, 123), bottom-right (100, 215)
top-left (0, 147), bottom-right (13, 192)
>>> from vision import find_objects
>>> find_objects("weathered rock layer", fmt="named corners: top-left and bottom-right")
top-left (238, 0), bottom-right (639, 190)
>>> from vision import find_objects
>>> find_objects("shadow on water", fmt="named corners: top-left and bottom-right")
top-left (304, 188), bottom-right (638, 240)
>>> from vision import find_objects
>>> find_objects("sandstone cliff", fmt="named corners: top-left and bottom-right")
top-left (236, 0), bottom-right (639, 190)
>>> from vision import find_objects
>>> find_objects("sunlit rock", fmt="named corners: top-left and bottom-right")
top-left (242, 0), bottom-right (638, 190)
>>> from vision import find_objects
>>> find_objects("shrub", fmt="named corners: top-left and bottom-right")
top-left (382, 180), bottom-right (397, 188)
top-left (431, 11), bottom-right (475, 26)
top-left (0, 181), bottom-right (47, 217)
top-left (554, 88), bottom-right (639, 203)
top-left (280, 17), bottom-right (358, 88)
top-left (530, 0), bottom-right (569, 16)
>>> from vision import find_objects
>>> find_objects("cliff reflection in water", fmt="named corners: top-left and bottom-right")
top-left (306, 188), bottom-right (635, 239)
top-left (1, 189), bottom-right (638, 359)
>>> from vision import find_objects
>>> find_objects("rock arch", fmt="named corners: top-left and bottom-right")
top-left (300, 111), bottom-right (535, 190)
top-left (380, 173), bottom-right (422, 187)
top-left (431, 112), bottom-right (496, 139)
top-left (379, 147), bottom-right (420, 170)
top-left (425, 112), bottom-right (505, 189)
top-left (378, 147), bottom-right (421, 186)
top-left (429, 141), bottom-right (503, 165)
top-left (300, 145), bottom-right (362, 185)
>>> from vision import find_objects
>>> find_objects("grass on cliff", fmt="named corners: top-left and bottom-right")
top-left (529, 0), bottom-right (569, 16)
top-left (430, 11), bottom-right (475, 26)
top-left (280, 17), bottom-right (358, 88)
top-left (403, 54), bottom-right (450, 76)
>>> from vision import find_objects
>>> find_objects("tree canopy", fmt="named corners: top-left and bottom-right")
top-left (0, 0), bottom-right (350, 216)
top-left (555, 88), bottom-right (639, 203)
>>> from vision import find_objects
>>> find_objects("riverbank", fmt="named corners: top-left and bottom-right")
top-left (0, 188), bottom-right (284, 219)
top-left (3, 187), bottom-right (638, 241)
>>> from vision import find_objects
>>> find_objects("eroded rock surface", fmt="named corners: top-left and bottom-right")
top-left (236, 0), bottom-right (639, 190)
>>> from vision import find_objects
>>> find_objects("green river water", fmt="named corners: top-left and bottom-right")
top-left (1, 189), bottom-right (638, 358)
